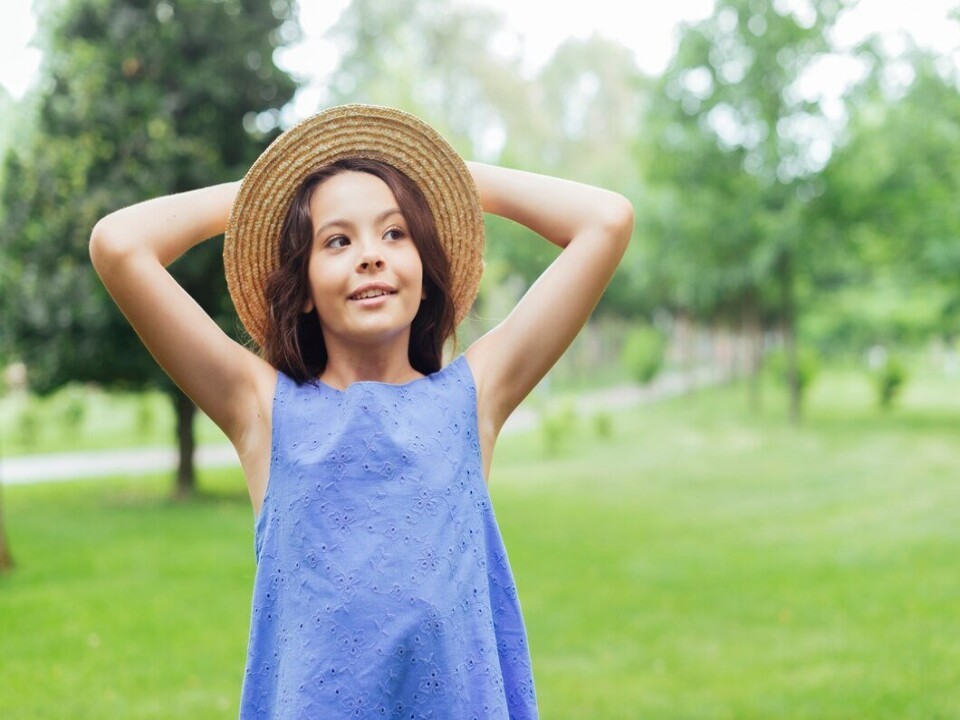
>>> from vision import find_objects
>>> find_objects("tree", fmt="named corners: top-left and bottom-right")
top-left (1, 0), bottom-right (299, 495)
top-left (324, 0), bottom-right (542, 337)
top-left (325, 1), bottom-right (649, 324)
top-left (641, 0), bottom-right (846, 420)
top-left (0, 474), bottom-right (12, 573)
top-left (325, 0), bottom-right (517, 155)
top-left (815, 48), bottom-right (960, 352)
top-left (502, 35), bottom-right (649, 316)
top-left (0, 87), bottom-right (15, 190)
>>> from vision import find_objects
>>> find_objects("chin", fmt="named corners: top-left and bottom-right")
top-left (347, 315), bottom-right (416, 341)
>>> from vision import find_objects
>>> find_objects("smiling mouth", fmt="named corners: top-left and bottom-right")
top-left (348, 289), bottom-right (397, 301)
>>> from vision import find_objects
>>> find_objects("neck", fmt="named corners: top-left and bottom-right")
top-left (319, 331), bottom-right (422, 390)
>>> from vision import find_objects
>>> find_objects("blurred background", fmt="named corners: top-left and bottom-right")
top-left (1, 0), bottom-right (959, 718)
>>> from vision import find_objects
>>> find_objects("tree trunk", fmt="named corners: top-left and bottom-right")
top-left (742, 293), bottom-right (763, 414)
top-left (779, 253), bottom-right (801, 424)
top-left (172, 388), bottom-right (197, 498)
top-left (0, 478), bottom-right (14, 573)
top-left (675, 311), bottom-right (695, 393)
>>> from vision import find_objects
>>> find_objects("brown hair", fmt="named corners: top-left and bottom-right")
top-left (261, 158), bottom-right (456, 385)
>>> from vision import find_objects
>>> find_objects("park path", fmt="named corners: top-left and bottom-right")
top-left (2, 368), bottom-right (722, 486)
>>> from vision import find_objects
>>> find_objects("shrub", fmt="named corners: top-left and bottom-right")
top-left (17, 403), bottom-right (41, 448)
top-left (61, 387), bottom-right (86, 439)
top-left (539, 401), bottom-right (578, 457)
top-left (621, 325), bottom-right (666, 384)
top-left (136, 395), bottom-right (156, 440)
top-left (767, 347), bottom-right (819, 398)
top-left (593, 411), bottom-right (613, 440)
top-left (876, 356), bottom-right (907, 410)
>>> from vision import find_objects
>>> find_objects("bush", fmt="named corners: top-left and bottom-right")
top-left (876, 356), bottom-right (907, 410)
top-left (767, 347), bottom-right (820, 398)
top-left (136, 395), bottom-right (156, 440)
top-left (539, 401), bottom-right (578, 457)
top-left (593, 411), bottom-right (613, 440)
top-left (60, 387), bottom-right (86, 439)
top-left (17, 403), bottom-right (41, 448)
top-left (621, 325), bottom-right (666, 384)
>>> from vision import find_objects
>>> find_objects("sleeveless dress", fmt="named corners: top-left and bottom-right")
top-left (239, 355), bottom-right (539, 719)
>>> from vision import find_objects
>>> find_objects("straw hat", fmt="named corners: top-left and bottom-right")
top-left (224, 104), bottom-right (485, 348)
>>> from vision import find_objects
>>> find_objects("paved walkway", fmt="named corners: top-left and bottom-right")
top-left (2, 368), bottom-right (723, 486)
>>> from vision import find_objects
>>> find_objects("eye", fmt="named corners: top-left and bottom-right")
top-left (325, 235), bottom-right (349, 249)
top-left (384, 227), bottom-right (407, 242)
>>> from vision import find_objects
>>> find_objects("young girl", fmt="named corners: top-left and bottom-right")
top-left (90, 105), bottom-right (633, 719)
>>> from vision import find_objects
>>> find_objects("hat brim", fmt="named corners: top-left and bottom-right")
top-left (224, 104), bottom-right (484, 348)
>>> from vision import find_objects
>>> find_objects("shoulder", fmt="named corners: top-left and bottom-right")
top-left (409, 354), bottom-right (474, 404)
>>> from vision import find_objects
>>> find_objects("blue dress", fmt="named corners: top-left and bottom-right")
top-left (239, 355), bottom-right (538, 719)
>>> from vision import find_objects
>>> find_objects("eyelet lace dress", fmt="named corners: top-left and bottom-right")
top-left (239, 355), bottom-right (538, 719)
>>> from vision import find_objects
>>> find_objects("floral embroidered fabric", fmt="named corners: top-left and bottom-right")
top-left (239, 355), bottom-right (538, 719)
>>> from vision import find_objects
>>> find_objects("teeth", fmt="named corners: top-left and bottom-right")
top-left (352, 289), bottom-right (392, 300)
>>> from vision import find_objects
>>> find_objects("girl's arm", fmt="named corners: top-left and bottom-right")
top-left (89, 182), bottom-right (272, 446)
top-left (464, 162), bottom-right (634, 433)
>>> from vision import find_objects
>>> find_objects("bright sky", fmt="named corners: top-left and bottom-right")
top-left (1, 0), bottom-right (958, 107)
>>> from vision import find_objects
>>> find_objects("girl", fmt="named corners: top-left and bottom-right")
top-left (90, 104), bottom-right (633, 719)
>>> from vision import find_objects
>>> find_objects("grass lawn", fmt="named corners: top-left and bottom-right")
top-left (1, 369), bottom-right (959, 718)
top-left (0, 387), bottom-right (228, 457)
top-left (0, 325), bottom-right (627, 458)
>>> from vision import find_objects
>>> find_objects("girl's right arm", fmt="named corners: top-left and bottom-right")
top-left (89, 182), bottom-right (274, 448)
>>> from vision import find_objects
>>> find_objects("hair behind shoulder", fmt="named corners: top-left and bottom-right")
top-left (260, 158), bottom-right (456, 384)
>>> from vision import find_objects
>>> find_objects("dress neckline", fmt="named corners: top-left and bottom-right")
top-left (313, 355), bottom-right (462, 394)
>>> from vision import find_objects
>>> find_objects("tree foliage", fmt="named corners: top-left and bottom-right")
top-left (4, 0), bottom-right (959, 460)
top-left (324, 1), bottom-right (648, 319)
top-left (1, 0), bottom-right (299, 489)
top-left (505, 35), bottom-right (649, 316)
top-left (640, 0), bottom-right (846, 419)
top-left (816, 49), bottom-right (960, 346)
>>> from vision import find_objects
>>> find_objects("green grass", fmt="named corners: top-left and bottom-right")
top-left (0, 355), bottom-right (623, 458)
top-left (0, 317), bottom-right (630, 457)
top-left (2, 369), bottom-right (960, 718)
top-left (0, 387), bottom-right (227, 456)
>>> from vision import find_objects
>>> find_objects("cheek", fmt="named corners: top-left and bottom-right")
top-left (402, 250), bottom-right (425, 308)
top-left (307, 255), bottom-right (338, 294)
top-left (411, 264), bottom-right (425, 302)
top-left (303, 256), bottom-right (319, 299)
top-left (407, 247), bottom-right (424, 284)
top-left (303, 255), bottom-right (335, 314)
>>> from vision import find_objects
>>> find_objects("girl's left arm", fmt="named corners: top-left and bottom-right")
top-left (464, 161), bottom-right (634, 432)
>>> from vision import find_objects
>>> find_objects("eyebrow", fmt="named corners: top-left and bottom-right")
top-left (314, 208), bottom-right (404, 239)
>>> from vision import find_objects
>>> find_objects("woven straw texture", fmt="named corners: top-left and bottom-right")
top-left (224, 104), bottom-right (484, 348)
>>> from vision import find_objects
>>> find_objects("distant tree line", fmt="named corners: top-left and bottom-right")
top-left (2, 0), bottom-right (959, 501)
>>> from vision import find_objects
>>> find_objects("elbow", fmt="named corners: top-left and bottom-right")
top-left (89, 216), bottom-right (129, 272)
top-left (601, 192), bottom-right (634, 250)
top-left (88, 218), bottom-right (112, 273)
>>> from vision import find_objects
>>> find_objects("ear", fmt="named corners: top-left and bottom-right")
top-left (303, 297), bottom-right (315, 313)
top-left (421, 287), bottom-right (427, 300)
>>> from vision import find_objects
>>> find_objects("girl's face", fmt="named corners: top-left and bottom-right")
top-left (304, 171), bottom-right (425, 347)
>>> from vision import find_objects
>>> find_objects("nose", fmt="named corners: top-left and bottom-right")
top-left (356, 238), bottom-right (385, 272)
